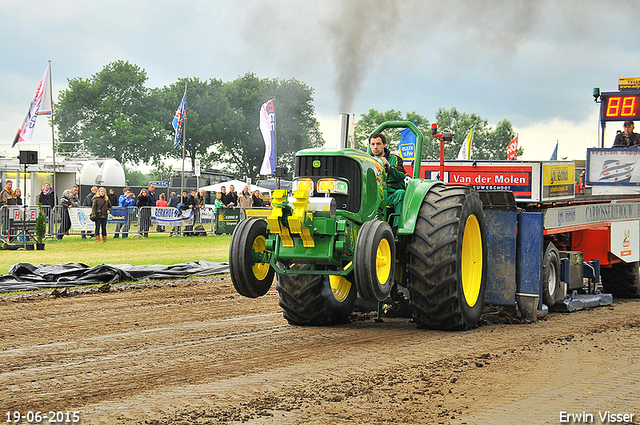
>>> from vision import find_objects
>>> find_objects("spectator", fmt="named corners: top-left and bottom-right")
top-left (38, 182), bottom-right (55, 234)
top-left (219, 186), bottom-right (228, 205)
top-left (252, 190), bottom-right (264, 207)
top-left (226, 185), bottom-right (238, 207)
top-left (136, 188), bottom-right (151, 237)
top-left (91, 187), bottom-right (112, 243)
top-left (168, 191), bottom-right (178, 208)
top-left (57, 189), bottom-right (72, 239)
top-left (155, 193), bottom-right (168, 233)
top-left (184, 189), bottom-right (198, 235)
top-left (14, 188), bottom-right (22, 206)
top-left (91, 187), bottom-right (111, 243)
top-left (195, 189), bottom-right (206, 225)
top-left (168, 191), bottom-right (180, 236)
top-left (147, 183), bottom-right (157, 204)
top-left (38, 182), bottom-right (55, 209)
top-left (213, 191), bottom-right (226, 213)
top-left (0, 180), bottom-right (16, 236)
top-left (156, 192), bottom-right (168, 207)
top-left (70, 185), bottom-right (81, 208)
top-left (147, 183), bottom-right (163, 232)
top-left (238, 185), bottom-right (253, 219)
top-left (115, 188), bottom-right (135, 238)
top-left (108, 188), bottom-right (118, 207)
top-left (114, 187), bottom-right (130, 238)
top-left (81, 186), bottom-right (98, 239)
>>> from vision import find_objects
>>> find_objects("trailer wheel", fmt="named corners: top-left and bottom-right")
top-left (354, 220), bottom-right (396, 303)
top-left (276, 264), bottom-right (357, 326)
top-left (407, 184), bottom-right (487, 331)
top-left (542, 242), bottom-right (562, 306)
top-left (600, 262), bottom-right (640, 298)
top-left (229, 218), bottom-right (275, 298)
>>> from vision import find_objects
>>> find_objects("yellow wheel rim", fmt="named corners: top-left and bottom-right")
top-left (329, 275), bottom-right (352, 302)
top-left (375, 237), bottom-right (392, 284)
top-left (251, 235), bottom-right (270, 280)
top-left (461, 214), bottom-right (483, 307)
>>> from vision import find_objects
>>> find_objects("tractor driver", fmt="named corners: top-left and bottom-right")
top-left (369, 132), bottom-right (407, 227)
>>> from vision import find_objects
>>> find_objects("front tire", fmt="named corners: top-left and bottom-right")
top-left (276, 264), bottom-right (357, 326)
top-left (407, 184), bottom-right (487, 331)
top-left (354, 220), bottom-right (396, 303)
top-left (229, 218), bottom-right (275, 298)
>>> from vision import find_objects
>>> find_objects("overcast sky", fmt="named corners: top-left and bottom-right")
top-left (1, 0), bottom-right (639, 165)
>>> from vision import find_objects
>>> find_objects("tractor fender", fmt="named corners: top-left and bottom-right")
top-left (397, 179), bottom-right (444, 236)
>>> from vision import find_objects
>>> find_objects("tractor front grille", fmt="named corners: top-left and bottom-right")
top-left (295, 155), bottom-right (362, 213)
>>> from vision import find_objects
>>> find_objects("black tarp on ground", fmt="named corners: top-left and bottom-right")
top-left (0, 261), bottom-right (230, 293)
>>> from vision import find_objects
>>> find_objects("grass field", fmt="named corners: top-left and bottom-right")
top-left (0, 233), bottom-right (232, 275)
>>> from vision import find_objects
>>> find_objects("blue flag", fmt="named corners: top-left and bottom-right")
top-left (550, 141), bottom-right (558, 160)
top-left (172, 90), bottom-right (186, 148)
top-left (398, 123), bottom-right (417, 160)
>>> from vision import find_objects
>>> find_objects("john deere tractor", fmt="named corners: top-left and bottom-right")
top-left (230, 121), bottom-right (487, 330)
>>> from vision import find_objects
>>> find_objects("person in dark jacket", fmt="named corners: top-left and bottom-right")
top-left (168, 191), bottom-right (180, 236)
top-left (251, 190), bottom-right (264, 207)
top-left (136, 188), bottom-right (151, 237)
top-left (108, 188), bottom-right (118, 207)
top-left (81, 186), bottom-right (97, 239)
top-left (91, 187), bottom-right (112, 243)
top-left (184, 189), bottom-right (198, 235)
top-left (37, 182), bottom-right (55, 234)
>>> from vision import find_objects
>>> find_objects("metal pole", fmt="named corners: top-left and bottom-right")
top-left (49, 60), bottom-right (57, 206)
top-left (179, 82), bottom-right (187, 204)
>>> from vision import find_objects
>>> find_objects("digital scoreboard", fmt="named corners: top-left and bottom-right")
top-left (600, 91), bottom-right (640, 121)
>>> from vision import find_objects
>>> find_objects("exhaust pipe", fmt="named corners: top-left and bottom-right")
top-left (337, 113), bottom-right (350, 149)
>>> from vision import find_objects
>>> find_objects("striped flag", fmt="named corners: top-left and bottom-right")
top-left (172, 89), bottom-right (186, 148)
top-left (259, 99), bottom-right (276, 175)
top-left (12, 63), bottom-right (52, 148)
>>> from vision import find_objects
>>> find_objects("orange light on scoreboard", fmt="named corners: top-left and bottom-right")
top-left (601, 94), bottom-right (640, 120)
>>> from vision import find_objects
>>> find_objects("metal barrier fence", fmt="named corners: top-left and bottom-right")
top-left (45, 205), bottom-right (220, 238)
top-left (1, 204), bottom-right (272, 240)
top-left (0, 205), bottom-right (53, 243)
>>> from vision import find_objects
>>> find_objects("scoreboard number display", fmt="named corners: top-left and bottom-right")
top-left (600, 92), bottom-right (640, 121)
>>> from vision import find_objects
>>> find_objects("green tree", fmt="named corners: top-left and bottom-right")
top-left (354, 109), bottom-right (434, 158)
top-left (55, 60), bottom-right (166, 164)
top-left (356, 108), bottom-right (519, 161)
top-left (434, 108), bottom-right (518, 160)
top-left (222, 73), bottom-right (324, 179)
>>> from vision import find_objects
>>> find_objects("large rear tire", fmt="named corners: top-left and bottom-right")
top-left (407, 184), bottom-right (487, 331)
top-left (600, 262), bottom-right (640, 298)
top-left (354, 219), bottom-right (396, 303)
top-left (276, 264), bottom-right (357, 326)
top-left (229, 218), bottom-right (275, 298)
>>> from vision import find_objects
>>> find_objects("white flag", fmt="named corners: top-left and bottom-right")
top-left (259, 99), bottom-right (276, 175)
top-left (13, 63), bottom-right (52, 148)
top-left (457, 127), bottom-right (473, 160)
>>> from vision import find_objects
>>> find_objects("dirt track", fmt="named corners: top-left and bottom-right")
top-left (1, 277), bottom-right (639, 425)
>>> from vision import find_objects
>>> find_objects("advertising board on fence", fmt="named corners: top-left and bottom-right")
top-left (69, 207), bottom-right (93, 231)
top-left (150, 207), bottom-right (194, 226)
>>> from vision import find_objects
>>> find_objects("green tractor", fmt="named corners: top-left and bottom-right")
top-left (230, 121), bottom-right (487, 330)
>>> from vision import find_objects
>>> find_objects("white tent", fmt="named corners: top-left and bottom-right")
top-left (198, 179), bottom-right (271, 194)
